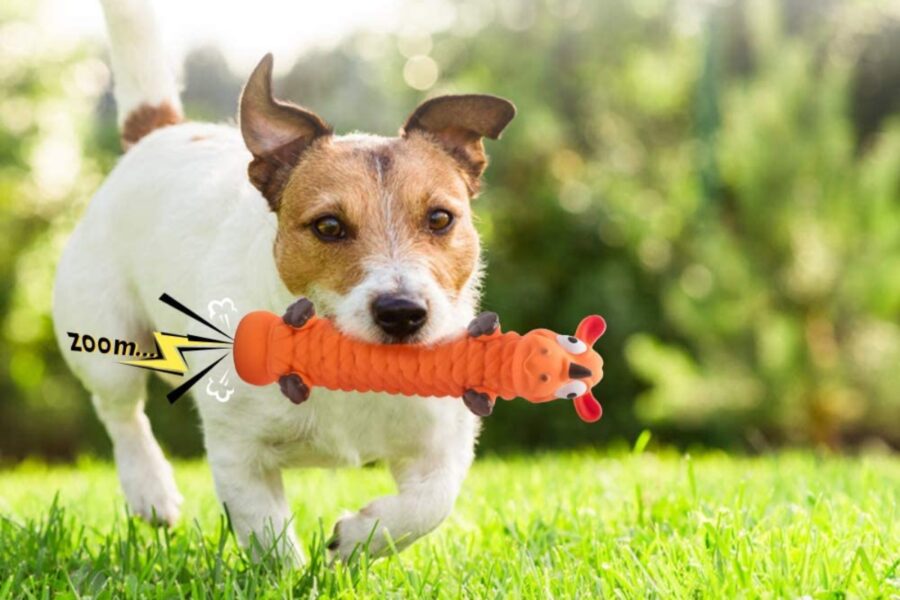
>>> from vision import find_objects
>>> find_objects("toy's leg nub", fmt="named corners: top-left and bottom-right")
top-left (279, 374), bottom-right (310, 404)
top-left (463, 389), bottom-right (495, 416)
top-left (282, 297), bottom-right (315, 328)
top-left (467, 311), bottom-right (499, 337)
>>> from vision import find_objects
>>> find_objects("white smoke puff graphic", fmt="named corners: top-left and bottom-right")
top-left (208, 298), bottom-right (238, 334)
top-left (206, 370), bottom-right (235, 403)
top-left (205, 297), bottom-right (239, 402)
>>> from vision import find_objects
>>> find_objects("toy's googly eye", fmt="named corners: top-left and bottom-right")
top-left (556, 334), bottom-right (587, 355)
top-left (555, 380), bottom-right (587, 400)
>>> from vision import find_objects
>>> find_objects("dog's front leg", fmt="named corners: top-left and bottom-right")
top-left (329, 429), bottom-right (474, 560)
top-left (206, 435), bottom-right (302, 565)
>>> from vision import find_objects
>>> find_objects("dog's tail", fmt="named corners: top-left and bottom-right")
top-left (99, 0), bottom-right (183, 149)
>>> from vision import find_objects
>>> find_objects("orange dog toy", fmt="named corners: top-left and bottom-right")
top-left (233, 298), bottom-right (607, 422)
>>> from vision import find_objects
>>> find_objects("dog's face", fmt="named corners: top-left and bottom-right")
top-left (272, 134), bottom-right (482, 344)
top-left (239, 55), bottom-right (515, 344)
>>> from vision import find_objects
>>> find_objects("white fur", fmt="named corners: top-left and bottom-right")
top-left (53, 122), bottom-right (481, 561)
top-left (98, 0), bottom-right (182, 122)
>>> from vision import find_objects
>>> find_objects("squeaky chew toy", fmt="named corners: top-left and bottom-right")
top-left (233, 298), bottom-right (607, 422)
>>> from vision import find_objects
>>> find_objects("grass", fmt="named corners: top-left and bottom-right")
top-left (0, 448), bottom-right (897, 598)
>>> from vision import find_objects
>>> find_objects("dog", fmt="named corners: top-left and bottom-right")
top-left (52, 0), bottom-right (514, 561)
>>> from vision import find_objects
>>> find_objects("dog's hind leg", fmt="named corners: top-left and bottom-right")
top-left (53, 244), bottom-right (183, 525)
top-left (94, 388), bottom-right (184, 526)
top-left (65, 348), bottom-right (183, 525)
top-left (67, 341), bottom-right (183, 525)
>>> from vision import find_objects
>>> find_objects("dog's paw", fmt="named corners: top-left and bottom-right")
top-left (116, 447), bottom-right (183, 526)
top-left (247, 527), bottom-right (306, 568)
top-left (122, 476), bottom-right (183, 526)
top-left (328, 510), bottom-right (389, 560)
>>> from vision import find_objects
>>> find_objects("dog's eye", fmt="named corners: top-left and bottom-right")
top-left (312, 216), bottom-right (347, 242)
top-left (427, 209), bottom-right (454, 234)
top-left (556, 334), bottom-right (587, 355)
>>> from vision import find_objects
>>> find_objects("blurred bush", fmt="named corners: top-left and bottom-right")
top-left (625, 21), bottom-right (900, 447)
top-left (1, 0), bottom-right (898, 461)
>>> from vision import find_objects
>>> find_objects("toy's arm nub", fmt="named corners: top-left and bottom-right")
top-left (467, 311), bottom-right (500, 338)
top-left (461, 311), bottom-right (501, 416)
top-left (283, 298), bottom-right (315, 329)
top-left (278, 297), bottom-right (316, 404)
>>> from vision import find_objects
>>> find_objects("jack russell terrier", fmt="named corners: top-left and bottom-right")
top-left (52, 0), bottom-right (515, 562)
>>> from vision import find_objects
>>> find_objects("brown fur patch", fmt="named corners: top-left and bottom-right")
top-left (121, 101), bottom-right (182, 150)
top-left (370, 147), bottom-right (393, 174)
top-left (384, 135), bottom-right (480, 295)
top-left (420, 128), bottom-right (486, 196)
top-left (273, 134), bottom-right (479, 301)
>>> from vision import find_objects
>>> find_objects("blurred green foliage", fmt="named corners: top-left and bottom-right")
top-left (1, 0), bottom-right (898, 461)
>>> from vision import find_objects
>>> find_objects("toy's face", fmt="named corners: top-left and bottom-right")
top-left (514, 315), bottom-right (606, 422)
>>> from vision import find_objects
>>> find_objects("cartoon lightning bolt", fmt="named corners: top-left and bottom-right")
top-left (121, 332), bottom-right (232, 376)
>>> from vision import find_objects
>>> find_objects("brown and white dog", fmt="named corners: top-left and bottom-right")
top-left (52, 0), bottom-right (514, 561)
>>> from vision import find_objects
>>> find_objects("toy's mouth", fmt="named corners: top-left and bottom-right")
top-left (574, 392), bottom-right (602, 422)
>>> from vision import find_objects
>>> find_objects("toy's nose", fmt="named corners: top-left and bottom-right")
top-left (371, 295), bottom-right (428, 341)
top-left (568, 363), bottom-right (592, 379)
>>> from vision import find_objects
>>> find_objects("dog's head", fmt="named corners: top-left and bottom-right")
top-left (239, 54), bottom-right (515, 344)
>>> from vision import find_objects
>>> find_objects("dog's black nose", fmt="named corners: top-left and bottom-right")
top-left (372, 295), bottom-right (428, 340)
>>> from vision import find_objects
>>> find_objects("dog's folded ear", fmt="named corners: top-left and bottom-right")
top-left (240, 54), bottom-right (332, 209)
top-left (402, 94), bottom-right (516, 196)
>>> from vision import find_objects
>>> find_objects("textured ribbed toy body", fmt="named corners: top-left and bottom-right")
top-left (234, 298), bottom-right (607, 422)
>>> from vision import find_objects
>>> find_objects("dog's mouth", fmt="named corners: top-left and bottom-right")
top-left (316, 306), bottom-right (432, 346)
top-left (314, 280), bottom-right (463, 347)
top-left (376, 330), bottom-right (429, 345)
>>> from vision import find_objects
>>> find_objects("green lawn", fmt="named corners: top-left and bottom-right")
top-left (0, 449), bottom-right (897, 598)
